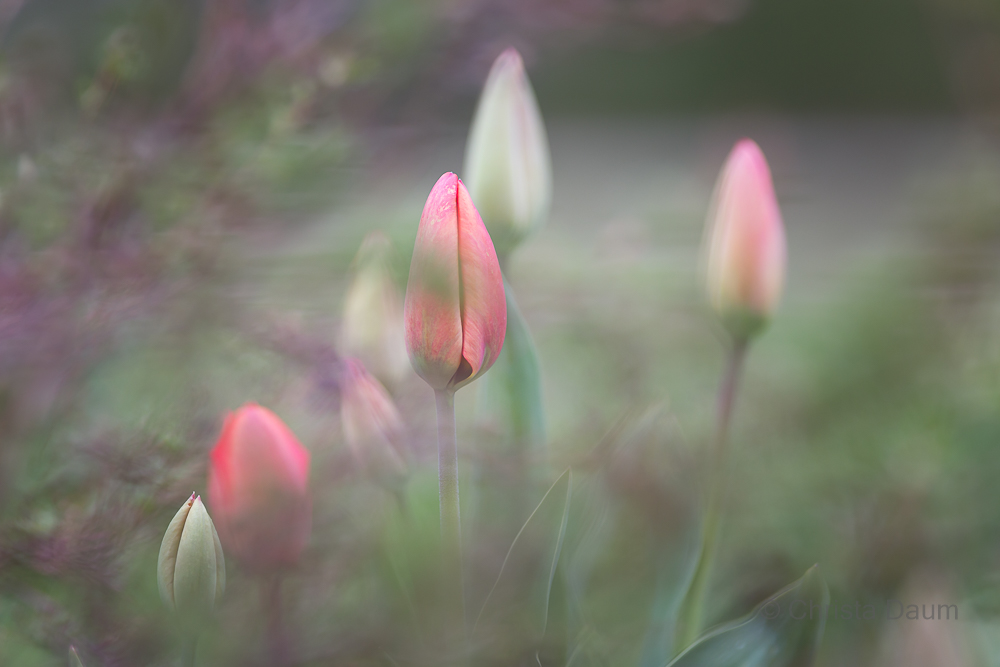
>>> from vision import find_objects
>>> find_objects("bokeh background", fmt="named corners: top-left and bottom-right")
top-left (1, 0), bottom-right (999, 665)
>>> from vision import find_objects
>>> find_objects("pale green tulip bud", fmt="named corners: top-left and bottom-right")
top-left (342, 232), bottom-right (410, 388)
top-left (157, 494), bottom-right (225, 618)
top-left (465, 48), bottom-right (552, 259)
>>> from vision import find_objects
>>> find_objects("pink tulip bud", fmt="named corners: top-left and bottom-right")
top-left (704, 139), bottom-right (786, 338)
top-left (341, 358), bottom-right (406, 476)
top-left (404, 172), bottom-right (507, 391)
top-left (207, 403), bottom-right (311, 571)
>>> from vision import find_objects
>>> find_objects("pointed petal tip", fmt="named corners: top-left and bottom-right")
top-left (435, 171), bottom-right (458, 188)
top-left (496, 47), bottom-right (524, 70)
top-left (354, 230), bottom-right (393, 266)
top-left (728, 138), bottom-right (772, 175)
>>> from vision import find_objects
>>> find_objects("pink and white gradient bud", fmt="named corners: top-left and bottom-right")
top-left (703, 139), bottom-right (786, 339)
top-left (404, 172), bottom-right (507, 392)
top-left (464, 48), bottom-right (552, 259)
top-left (341, 358), bottom-right (406, 476)
top-left (207, 404), bottom-right (311, 571)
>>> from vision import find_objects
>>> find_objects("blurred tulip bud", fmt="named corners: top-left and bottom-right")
top-left (465, 48), bottom-right (552, 259)
top-left (157, 494), bottom-right (225, 617)
top-left (703, 139), bottom-right (786, 339)
top-left (208, 404), bottom-right (311, 571)
top-left (341, 358), bottom-right (406, 476)
top-left (341, 232), bottom-right (410, 388)
top-left (404, 172), bottom-right (507, 392)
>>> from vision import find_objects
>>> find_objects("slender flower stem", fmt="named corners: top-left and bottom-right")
top-left (263, 575), bottom-right (289, 667)
top-left (435, 388), bottom-right (465, 633)
top-left (182, 637), bottom-right (197, 667)
top-left (675, 337), bottom-right (749, 653)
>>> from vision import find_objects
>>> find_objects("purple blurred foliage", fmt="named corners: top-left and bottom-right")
top-left (0, 175), bottom-right (185, 432)
top-left (0, 492), bottom-right (164, 665)
top-left (250, 315), bottom-right (345, 410)
top-left (182, 0), bottom-right (358, 112)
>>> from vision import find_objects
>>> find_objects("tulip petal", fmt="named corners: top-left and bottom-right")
top-left (210, 405), bottom-right (310, 505)
top-left (207, 404), bottom-right (312, 570)
top-left (452, 179), bottom-right (507, 389)
top-left (173, 496), bottom-right (218, 613)
top-left (342, 231), bottom-right (410, 387)
top-left (157, 492), bottom-right (195, 610)
top-left (705, 139), bottom-right (786, 337)
top-left (404, 173), bottom-right (465, 389)
top-left (211, 515), bottom-right (226, 598)
top-left (341, 358), bottom-right (407, 474)
top-left (465, 48), bottom-right (552, 257)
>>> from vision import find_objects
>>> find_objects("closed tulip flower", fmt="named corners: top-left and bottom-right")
top-left (465, 48), bottom-right (552, 259)
top-left (207, 404), bottom-right (311, 571)
top-left (341, 232), bottom-right (410, 388)
top-left (404, 173), bottom-right (506, 623)
top-left (703, 139), bottom-right (786, 339)
top-left (341, 358), bottom-right (406, 476)
top-left (157, 494), bottom-right (225, 617)
top-left (404, 172), bottom-right (506, 392)
top-left (678, 142), bottom-right (786, 646)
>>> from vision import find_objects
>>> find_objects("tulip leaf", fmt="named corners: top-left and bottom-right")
top-left (473, 468), bottom-right (573, 640)
top-left (666, 565), bottom-right (829, 667)
top-left (476, 281), bottom-right (546, 449)
top-left (637, 534), bottom-right (700, 667)
top-left (564, 407), bottom-right (699, 667)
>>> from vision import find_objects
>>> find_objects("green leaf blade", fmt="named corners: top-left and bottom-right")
top-left (667, 565), bottom-right (829, 667)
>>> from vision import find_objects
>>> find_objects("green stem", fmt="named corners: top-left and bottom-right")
top-left (674, 337), bottom-right (749, 652)
top-left (435, 388), bottom-right (465, 633)
top-left (263, 575), bottom-right (289, 667)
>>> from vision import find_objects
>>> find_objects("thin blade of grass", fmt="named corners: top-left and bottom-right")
top-left (473, 468), bottom-right (573, 639)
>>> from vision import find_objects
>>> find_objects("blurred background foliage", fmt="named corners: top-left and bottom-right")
top-left (0, 0), bottom-right (998, 665)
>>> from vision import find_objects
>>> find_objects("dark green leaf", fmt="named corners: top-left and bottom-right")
top-left (666, 565), bottom-right (829, 667)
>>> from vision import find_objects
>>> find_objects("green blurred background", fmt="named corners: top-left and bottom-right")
top-left (0, 0), bottom-right (998, 665)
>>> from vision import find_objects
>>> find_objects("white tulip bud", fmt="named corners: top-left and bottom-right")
top-left (157, 494), bottom-right (225, 618)
top-left (342, 232), bottom-right (410, 388)
top-left (465, 48), bottom-right (552, 259)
